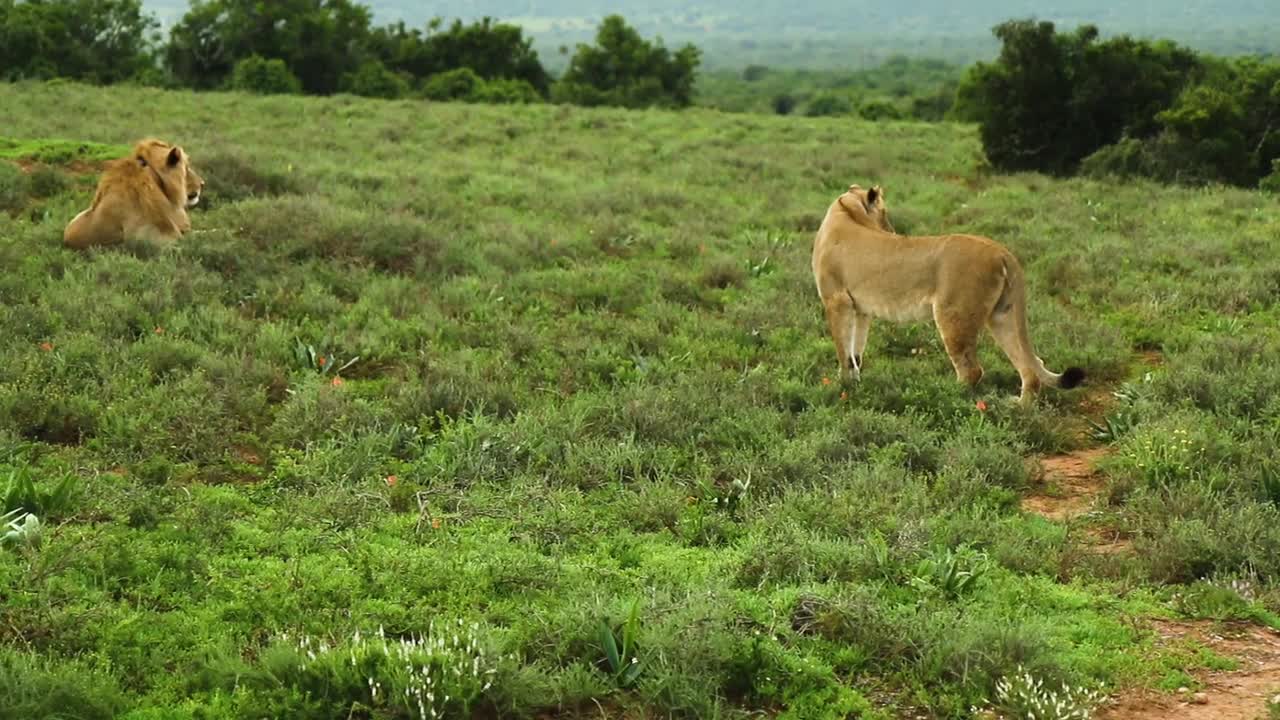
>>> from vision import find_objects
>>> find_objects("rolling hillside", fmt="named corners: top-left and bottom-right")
top-left (2, 81), bottom-right (1280, 718)
top-left (143, 1), bottom-right (1280, 67)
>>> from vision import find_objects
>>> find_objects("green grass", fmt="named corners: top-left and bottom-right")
top-left (1, 78), bottom-right (1279, 718)
top-left (0, 135), bottom-right (127, 165)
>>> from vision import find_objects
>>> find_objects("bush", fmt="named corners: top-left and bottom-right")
top-left (805, 93), bottom-right (852, 117)
top-left (1263, 159), bottom-right (1280, 193)
top-left (471, 77), bottom-right (541, 104)
top-left (229, 55), bottom-right (302, 95)
top-left (421, 67), bottom-right (482, 101)
top-left (0, 163), bottom-right (29, 213)
top-left (0, 649), bottom-right (126, 720)
top-left (859, 99), bottom-right (904, 121)
top-left (340, 60), bottom-right (409, 100)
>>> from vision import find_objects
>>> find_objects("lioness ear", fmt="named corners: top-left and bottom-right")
top-left (866, 186), bottom-right (880, 206)
top-left (166, 147), bottom-right (182, 168)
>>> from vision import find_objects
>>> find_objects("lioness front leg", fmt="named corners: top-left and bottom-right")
top-left (822, 293), bottom-right (857, 382)
top-left (852, 312), bottom-right (871, 377)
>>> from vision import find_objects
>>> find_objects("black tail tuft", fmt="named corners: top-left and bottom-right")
top-left (1059, 366), bottom-right (1086, 390)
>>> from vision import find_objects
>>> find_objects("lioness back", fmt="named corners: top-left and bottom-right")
top-left (63, 138), bottom-right (202, 250)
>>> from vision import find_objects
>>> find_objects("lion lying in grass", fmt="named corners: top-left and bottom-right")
top-left (811, 183), bottom-right (1084, 404)
top-left (63, 138), bottom-right (203, 250)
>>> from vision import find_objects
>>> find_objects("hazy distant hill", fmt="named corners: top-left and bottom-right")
top-left (143, 1), bottom-right (1279, 69)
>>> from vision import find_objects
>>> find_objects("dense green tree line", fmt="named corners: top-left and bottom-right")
top-left (956, 19), bottom-right (1280, 189)
top-left (0, 0), bottom-right (699, 109)
top-left (697, 56), bottom-right (962, 121)
top-left (2, 2), bottom-right (1276, 189)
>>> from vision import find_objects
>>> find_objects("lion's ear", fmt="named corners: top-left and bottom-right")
top-left (166, 147), bottom-right (182, 168)
top-left (866, 186), bottom-right (880, 206)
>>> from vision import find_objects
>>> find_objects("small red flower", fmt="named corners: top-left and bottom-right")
top-left (38, 341), bottom-right (53, 352)
top-left (385, 474), bottom-right (398, 487)
top-left (317, 356), bottom-right (327, 367)
top-left (431, 518), bottom-right (441, 529)
top-left (976, 400), bottom-right (989, 412)
top-left (331, 376), bottom-right (344, 387)
top-left (821, 376), bottom-right (832, 386)
top-left (154, 326), bottom-right (164, 335)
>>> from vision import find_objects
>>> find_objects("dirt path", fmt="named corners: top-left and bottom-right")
top-left (1017, 351), bottom-right (1279, 719)
top-left (1021, 446), bottom-right (1132, 554)
top-left (1021, 447), bottom-right (1112, 522)
top-left (1097, 619), bottom-right (1280, 720)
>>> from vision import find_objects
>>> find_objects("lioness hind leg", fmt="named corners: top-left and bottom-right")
top-left (987, 309), bottom-right (1041, 403)
top-left (933, 305), bottom-right (985, 388)
top-left (823, 293), bottom-right (857, 381)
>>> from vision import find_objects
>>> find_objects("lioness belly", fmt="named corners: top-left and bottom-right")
top-left (854, 292), bottom-right (935, 323)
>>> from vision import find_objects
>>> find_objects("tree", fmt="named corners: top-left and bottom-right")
top-left (957, 19), bottom-right (1207, 176)
top-left (0, 0), bottom-right (158, 83)
top-left (423, 17), bottom-right (548, 95)
top-left (364, 17), bottom-right (548, 96)
top-left (165, 0), bottom-right (374, 94)
top-left (954, 20), bottom-right (1077, 174)
top-left (555, 15), bottom-right (701, 109)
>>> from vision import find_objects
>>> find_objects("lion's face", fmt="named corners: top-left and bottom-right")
top-left (847, 184), bottom-right (896, 234)
top-left (135, 139), bottom-right (199, 208)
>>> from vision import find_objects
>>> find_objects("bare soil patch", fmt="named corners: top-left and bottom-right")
top-left (1098, 619), bottom-right (1280, 720)
top-left (1022, 448), bottom-right (1112, 522)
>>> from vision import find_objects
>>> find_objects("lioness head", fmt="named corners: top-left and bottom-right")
top-left (134, 138), bottom-right (198, 208)
top-left (845, 183), bottom-right (895, 234)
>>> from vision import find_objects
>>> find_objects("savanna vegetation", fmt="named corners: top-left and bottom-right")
top-left (2, 78), bottom-right (1280, 718)
top-left (1, 0), bottom-right (699, 109)
top-left (955, 20), bottom-right (1280, 190)
top-left (695, 57), bottom-right (963, 120)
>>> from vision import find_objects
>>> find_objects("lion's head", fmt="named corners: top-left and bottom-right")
top-left (133, 138), bottom-right (197, 209)
top-left (844, 183), bottom-right (896, 234)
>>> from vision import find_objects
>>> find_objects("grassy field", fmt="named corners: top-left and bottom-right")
top-left (1, 81), bottom-right (1280, 719)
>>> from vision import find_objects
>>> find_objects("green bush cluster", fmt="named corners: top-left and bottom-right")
top-left (957, 19), bottom-right (1280, 188)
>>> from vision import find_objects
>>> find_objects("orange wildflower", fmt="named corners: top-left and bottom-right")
top-left (317, 356), bottom-right (327, 367)
top-left (431, 518), bottom-right (441, 529)
top-left (821, 376), bottom-right (832, 386)
top-left (154, 327), bottom-right (164, 335)
top-left (38, 341), bottom-right (53, 352)
top-left (385, 474), bottom-right (397, 487)
top-left (976, 400), bottom-right (989, 412)
top-left (331, 376), bottom-right (344, 387)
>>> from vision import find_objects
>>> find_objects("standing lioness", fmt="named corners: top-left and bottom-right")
top-left (811, 184), bottom-right (1084, 404)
